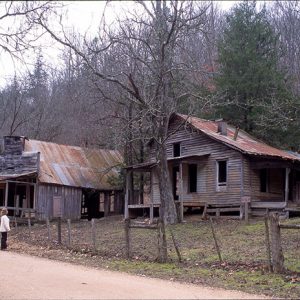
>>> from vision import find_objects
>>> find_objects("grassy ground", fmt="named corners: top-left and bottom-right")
top-left (9, 215), bottom-right (300, 299)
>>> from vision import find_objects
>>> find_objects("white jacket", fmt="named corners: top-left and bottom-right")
top-left (0, 215), bottom-right (10, 232)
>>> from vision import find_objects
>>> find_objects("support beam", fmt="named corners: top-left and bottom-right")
top-left (150, 203), bottom-right (154, 224)
top-left (124, 171), bottom-right (131, 219)
top-left (179, 162), bottom-right (184, 222)
top-left (285, 168), bottom-right (290, 204)
top-left (104, 192), bottom-right (110, 217)
top-left (4, 181), bottom-right (8, 207)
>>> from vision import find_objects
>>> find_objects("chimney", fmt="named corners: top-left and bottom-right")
top-left (3, 136), bottom-right (24, 155)
top-left (216, 119), bottom-right (227, 136)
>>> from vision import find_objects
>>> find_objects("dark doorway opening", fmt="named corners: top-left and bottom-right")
top-left (81, 189), bottom-right (102, 220)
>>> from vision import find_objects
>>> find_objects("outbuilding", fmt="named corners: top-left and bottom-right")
top-left (0, 136), bottom-right (123, 220)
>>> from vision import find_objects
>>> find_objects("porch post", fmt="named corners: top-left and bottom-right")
top-left (104, 192), bottom-right (110, 217)
top-left (179, 162), bottom-right (184, 222)
top-left (124, 170), bottom-right (131, 219)
top-left (285, 168), bottom-right (291, 204)
top-left (4, 181), bottom-right (8, 207)
top-left (150, 170), bottom-right (154, 224)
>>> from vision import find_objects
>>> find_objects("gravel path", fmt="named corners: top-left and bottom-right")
top-left (1, 251), bottom-right (268, 299)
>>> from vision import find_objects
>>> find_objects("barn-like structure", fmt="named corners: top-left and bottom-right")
top-left (0, 136), bottom-right (123, 220)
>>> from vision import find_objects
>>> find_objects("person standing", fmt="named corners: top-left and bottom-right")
top-left (0, 208), bottom-right (10, 250)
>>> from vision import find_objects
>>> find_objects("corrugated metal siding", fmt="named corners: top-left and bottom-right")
top-left (25, 140), bottom-right (123, 190)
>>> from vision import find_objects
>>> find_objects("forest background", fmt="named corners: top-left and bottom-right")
top-left (1, 1), bottom-right (299, 151)
top-left (0, 1), bottom-right (300, 199)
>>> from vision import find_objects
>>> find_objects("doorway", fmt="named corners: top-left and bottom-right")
top-left (81, 189), bottom-right (102, 220)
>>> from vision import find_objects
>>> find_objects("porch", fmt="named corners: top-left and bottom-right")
top-left (0, 176), bottom-right (37, 218)
top-left (125, 154), bottom-right (210, 222)
top-left (248, 158), bottom-right (300, 217)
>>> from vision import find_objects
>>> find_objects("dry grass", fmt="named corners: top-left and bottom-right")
top-left (8, 214), bottom-right (300, 299)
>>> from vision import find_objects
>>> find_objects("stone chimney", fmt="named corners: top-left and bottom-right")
top-left (216, 119), bottom-right (227, 136)
top-left (3, 136), bottom-right (24, 155)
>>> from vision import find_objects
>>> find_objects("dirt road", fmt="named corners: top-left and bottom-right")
top-left (1, 252), bottom-right (267, 299)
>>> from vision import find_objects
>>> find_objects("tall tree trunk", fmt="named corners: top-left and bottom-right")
top-left (156, 143), bottom-right (178, 224)
top-left (128, 103), bottom-right (134, 204)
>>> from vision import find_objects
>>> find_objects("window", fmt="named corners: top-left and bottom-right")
top-left (217, 160), bottom-right (227, 189)
top-left (173, 143), bottom-right (181, 157)
top-left (188, 164), bottom-right (197, 193)
top-left (260, 169), bottom-right (268, 192)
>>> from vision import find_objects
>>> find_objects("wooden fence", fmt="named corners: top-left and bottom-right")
top-left (265, 212), bottom-right (300, 273)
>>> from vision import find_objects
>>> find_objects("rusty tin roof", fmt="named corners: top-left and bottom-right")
top-left (25, 140), bottom-right (123, 190)
top-left (177, 114), bottom-right (300, 161)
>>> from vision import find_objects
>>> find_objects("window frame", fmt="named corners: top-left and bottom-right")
top-left (173, 142), bottom-right (181, 157)
top-left (216, 160), bottom-right (228, 191)
top-left (188, 163), bottom-right (198, 193)
top-left (260, 168), bottom-right (269, 193)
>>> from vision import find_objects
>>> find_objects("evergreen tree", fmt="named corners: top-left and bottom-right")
top-left (215, 1), bottom-right (299, 149)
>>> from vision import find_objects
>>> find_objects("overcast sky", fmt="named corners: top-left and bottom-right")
top-left (0, 1), bottom-right (238, 87)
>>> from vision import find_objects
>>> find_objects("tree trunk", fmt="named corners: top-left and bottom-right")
top-left (156, 143), bottom-right (178, 224)
top-left (157, 218), bottom-right (168, 262)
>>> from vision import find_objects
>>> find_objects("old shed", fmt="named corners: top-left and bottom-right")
top-left (0, 136), bottom-right (123, 220)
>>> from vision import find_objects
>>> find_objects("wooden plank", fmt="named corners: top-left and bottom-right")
top-left (279, 224), bottom-right (300, 229)
top-left (285, 168), bottom-right (290, 203)
top-left (206, 207), bottom-right (241, 213)
top-left (251, 202), bottom-right (286, 209)
top-left (124, 172), bottom-right (130, 219)
top-left (128, 204), bottom-right (160, 208)
top-left (179, 162), bottom-right (184, 222)
top-left (4, 181), bottom-right (8, 207)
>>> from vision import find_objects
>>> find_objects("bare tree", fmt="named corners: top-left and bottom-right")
top-left (36, 0), bottom-right (211, 225)
top-left (269, 1), bottom-right (300, 96)
top-left (0, 1), bottom-right (56, 61)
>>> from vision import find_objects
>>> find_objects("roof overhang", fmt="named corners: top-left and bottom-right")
top-left (167, 153), bottom-right (210, 163)
top-left (0, 171), bottom-right (37, 182)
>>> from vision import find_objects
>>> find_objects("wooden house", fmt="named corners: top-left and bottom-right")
top-left (0, 136), bottom-right (123, 220)
top-left (125, 114), bottom-right (300, 220)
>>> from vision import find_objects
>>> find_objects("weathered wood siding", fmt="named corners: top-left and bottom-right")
top-left (36, 184), bottom-right (82, 220)
top-left (151, 121), bottom-right (245, 207)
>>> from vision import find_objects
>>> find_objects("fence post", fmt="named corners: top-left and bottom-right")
top-left (269, 213), bottom-right (284, 273)
top-left (14, 217), bottom-right (17, 230)
top-left (209, 217), bottom-right (222, 263)
top-left (28, 217), bottom-right (31, 239)
top-left (46, 218), bottom-right (51, 240)
top-left (157, 219), bottom-right (167, 263)
top-left (264, 212), bottom-right (272, 272)
top-left (57, 217), bottom-right (62, 244)
top-left (67, 219), bottom-right (71, 247)
top-left (91, 218), bottom-right (96, 252)
top-left (124, 218), bottom-right (131, 259)
top-left (169, 227), bottom-right (182, 263)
